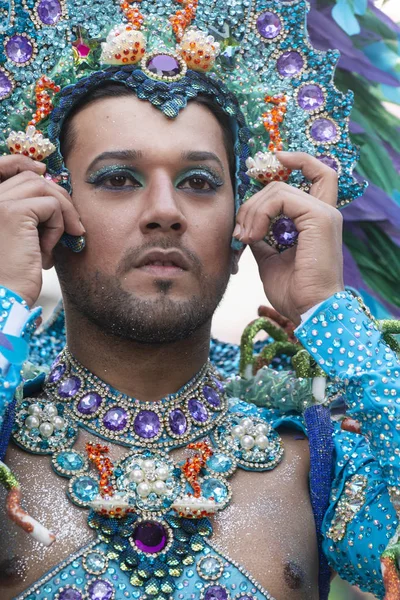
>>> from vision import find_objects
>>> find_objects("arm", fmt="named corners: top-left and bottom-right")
top-left (0, 287), bottom-right (41, 459)
top-left (296, 290), bottom-right (399, 491)
top-left (296, 291), bottom-right (400, 598)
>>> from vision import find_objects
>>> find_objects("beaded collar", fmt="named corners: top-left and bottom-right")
top-left (14, 347), bottom-right (230, 452)
top-left (11, 349), bottom-right (285, 600)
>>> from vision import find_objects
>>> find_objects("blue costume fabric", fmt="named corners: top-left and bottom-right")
top-left (0, 288), bottom-right (398, 600)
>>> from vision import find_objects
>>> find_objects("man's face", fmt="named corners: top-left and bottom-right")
top-left (56, 94), bottom-right (236, 343)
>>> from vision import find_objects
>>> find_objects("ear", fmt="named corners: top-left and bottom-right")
top-left (231, 247), bottom-right (245, 275)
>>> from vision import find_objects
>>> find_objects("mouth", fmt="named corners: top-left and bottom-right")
top-left (135, 250), bottom-right (189, 276)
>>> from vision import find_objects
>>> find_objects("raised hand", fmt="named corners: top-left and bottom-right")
top-left (234, 152), bottom-right (344, 325)
top-left (0, 155), bottom-right (84, 307)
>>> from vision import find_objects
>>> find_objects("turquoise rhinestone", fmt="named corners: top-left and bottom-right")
top-left (198, 556), bottom-right (222, 579)
top-left (207, 453), bottom-right (233, 474)
top-left (71, 476), bottom-right (99, 502)
top-left (202, 478), bottom-right (228, 504)
top-left (56, 451), bottom-right (84, 472)
top-left (84, 552), bottom-right (107, 574)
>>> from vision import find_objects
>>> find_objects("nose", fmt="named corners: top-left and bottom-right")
top-left (139, 173), bottom-right (187, 235)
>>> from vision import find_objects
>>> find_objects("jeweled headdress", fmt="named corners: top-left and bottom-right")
top-left (0, 0), bottom-right (365, 249)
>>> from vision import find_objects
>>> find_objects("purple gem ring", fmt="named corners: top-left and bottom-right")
top-left (266, 214), bottom-right (299, 251)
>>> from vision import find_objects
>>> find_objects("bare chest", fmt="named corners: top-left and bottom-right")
top-left (0, 432), bottom-right (318, 600)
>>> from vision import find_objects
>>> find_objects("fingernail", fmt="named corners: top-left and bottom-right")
top-left (233, 223), bottom-right (241, 238)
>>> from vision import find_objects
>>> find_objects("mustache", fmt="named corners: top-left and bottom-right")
top-left (117, 238), bottom-right (203, 277)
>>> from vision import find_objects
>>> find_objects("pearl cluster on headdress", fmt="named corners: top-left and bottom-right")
top-left (100, 25), bottom-right (146, 65)
top-left (7, 124), bottom-right (56, 161)
top-left (178, 28), bottom-right (220, 73)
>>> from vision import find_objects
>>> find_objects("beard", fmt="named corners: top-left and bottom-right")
top-left (55, 239), bottom-right (231, 345)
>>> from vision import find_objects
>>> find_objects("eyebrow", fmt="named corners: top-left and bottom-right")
top-left (86, 150), bottom-right (144, 174)
top-left (181, 151), bottom-right (225, 173)
top-left (85, 149), bottom-right (225, 175)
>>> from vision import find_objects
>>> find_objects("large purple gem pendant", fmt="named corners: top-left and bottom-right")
top-left (143, 53), bottom-right (185, 81)
top-left (131, 520), bottom-right (168, 554)
top-left (271, 216), bottom-right (299, 249)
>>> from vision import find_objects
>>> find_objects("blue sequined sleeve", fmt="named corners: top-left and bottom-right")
top-left (0, 286), bottom-right (40, 459)
top-left (296, 291), bottom-right (399, 598)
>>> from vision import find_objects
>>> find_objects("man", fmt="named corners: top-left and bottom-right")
top-left (0, 0), bottom-right (398, 598)
top-left (0, 78), bottom-right (398, 600)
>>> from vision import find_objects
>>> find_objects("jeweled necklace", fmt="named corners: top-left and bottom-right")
top-left (11, 348), bottom-right (284, 600)
top-left (13, 347), bottom-right (230, 453)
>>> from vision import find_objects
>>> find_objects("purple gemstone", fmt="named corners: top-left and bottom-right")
top-left (168, 408), bottom-right (187, 435)
top-left (310, 118), bottom-right (338, 143)
top-left (318, 154), bottom-right (338, 171)
top-left (132, 521), bottom-right (167, 553)
top-left (37, 0), bottom-right (62, 24)
top-left (133, 410), bottom-right (161, 438)
top-left (146, 54), bottom-right (181, 77)
top-left (0, 71), bottom-right (12, 99)
top-left (58, 589), bottom-right (83, 600)
top-left (87, 579), bottom-right (113, 600)
top-left (77, 393), bottom-right (102, 415)
top-left (203, 385), bottom-right (221, 407)
top-left (212, 378), bottom-right (224, 393)
top-left (204, 586), bottom-right (228, 600)
top-left (103, 407), bottom-right (128, 431)
top-left (188, 398), bottom-right (208, 422)
top-left (58, 376), bottom-right (81, 398)
top-left (277, 51), bottom-right (304, 77)
top-left (5, 35), bottom-right (33, 64)
top-left (256, 11), bottom-right (281, 39)
top-left (297, 84), bottom-right (324, 110)
top-left (272, 217), bottom-right (299, 247)
top-left (48, 363), bottom-right (66, 383)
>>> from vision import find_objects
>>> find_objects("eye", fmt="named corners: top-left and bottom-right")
top-left (178, 176), bottom-right (212, 191)
top-left (87, 168), bottom-right (143, 190)
top-left (107, 175), bottom-right (136, 188)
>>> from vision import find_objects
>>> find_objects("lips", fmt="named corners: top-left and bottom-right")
top-left (135, 250), bottom-right (189, 271)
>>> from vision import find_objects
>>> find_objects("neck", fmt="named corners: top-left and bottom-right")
top-left (64, 306), bottom-right (212, 402)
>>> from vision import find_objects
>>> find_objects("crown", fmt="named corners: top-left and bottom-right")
top-left (0, 0), bottom-right (366, 251)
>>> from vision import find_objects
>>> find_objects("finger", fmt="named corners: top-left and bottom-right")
top-left (0, 170), bottom-right (71, 204)
top-left (239, 182), bottom-right (294, 242)
top-left (277, 151), bottom-right (338, 206)
top-left (0, 155), bottom-right (46, 183)
top-left (1, 180), bottom-right (84, 236)
top-left (9, 196), bottom-right (65, 264)
top-left (234, 187), bottom-right (266, 239)
top-left (250, 239), bottom-right (279, 264)
top-left (240, 186), bottom-right (314, 244)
